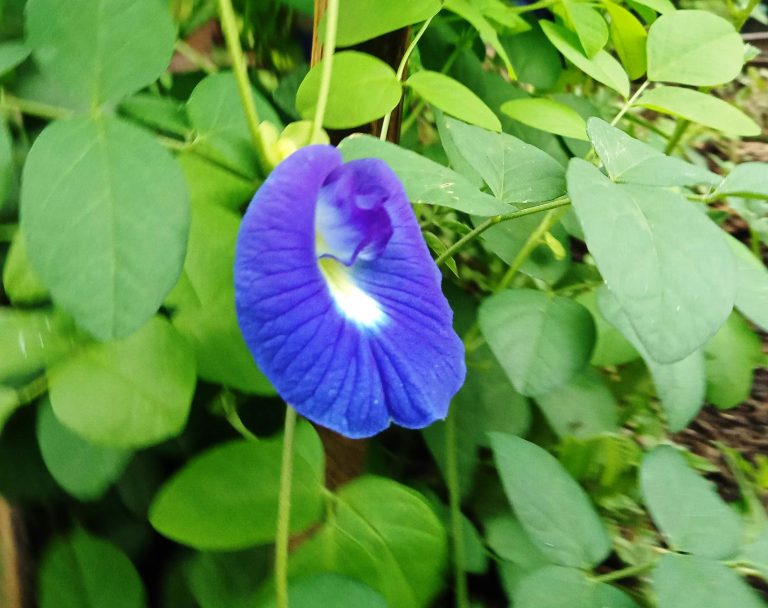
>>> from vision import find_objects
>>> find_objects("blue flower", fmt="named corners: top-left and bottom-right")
top-left (234, 145), bottom-right (466, 438)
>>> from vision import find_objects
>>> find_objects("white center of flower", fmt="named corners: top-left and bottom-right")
top-left (318, 257), bottom-right (385, 328)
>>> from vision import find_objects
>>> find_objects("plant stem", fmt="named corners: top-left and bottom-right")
top-left (445, 406), bottom-right (469, 608)
top-left (311, 0), bottom-right (340, 143)
top-left (275, 407), bottom-right (298, 608)
top-left (611, 80), bottom-right (650, 126)
top-left (434, 197), bottom-right (571, 267)
top-left (15, 374), bottom-right (48, 406)
top-left (380, 16), bottom-right (434, 141)
top-left (0, 92), bottom-right (73, 121)
top-left (735, 0), bottom-right (761, 29)
top-left (217, 0), bottom-right (271, 174)
top-left (591, 561), bottom-right (656, 583)
top-left (496, 207), bottom-right (569, 291)
top-left (174, 39), bottom-right (219, 74)
top-left (664, 118), bottom-right (690, 155)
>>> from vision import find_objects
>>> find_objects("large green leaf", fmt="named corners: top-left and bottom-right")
top-left (641, 446), bottom-right (742, 559)
top-left (407, 71), bottom-right (501, 131)
top-left (21, 116), bottom-right (190, 341)
top-left (717, 162), bottom-right (768, 199)
top-left (332, 0), bottom-right (440, 46)
top-left (479, 289), bottom-right (595, 397)
top-left (501, 98), bottom-right (587, 140)
top-left (638, 86), bottom-right (760, 136)
top-left (338, 134), bottom-right (512, 215)
top-left (567, 159), bottom-right (736, 363)
top-left (727, 235), bottom-right (768, 331)
top-left (653, 554), bottom-right (765, 608)
top-left (48, 317), bottom-right (196, 448)
top-left (541, 21), bottom-right (629, 97)
top-left (441, 117), bottom-right (566, 204)
top-left (514, 566), bottom-right (639, 608)
top-left (289, 476), bottom-right (447, 608)
top-left (260, 574), bottom-right (388, 608)
top-left (37, 398), bottom-right (130, 501)
top-left (490, 434), bottom-right (611, 568)
top-left (598, 288), bottom-right (705, 431)
top-left (38, 529), bottom-right (146, 608)
top-left (605, 1), bottom-right (647, 80)
top-left (296, 51), bottom-right (401, 129)
top-left (150, 423), bottom-right (324, 550)
top-left (646, 10), bottom-right (744, 86)
top-left (25, 0), bottom-right (175, 107)
top-left (562, 0), bottom-right (609, 57)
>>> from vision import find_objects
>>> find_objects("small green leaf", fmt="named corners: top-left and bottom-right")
top-left (490, 434), bottom-right (611, 568)
top-left (150, 423), bottom-right (324, 550)
top-left (407, 71), bottom-right (501, 131)
top-left (515, 565), bottom-right (639, 608)
top-left (25, 0), bottom-right (176, 107)
top-left (49, 317), bottom-right (196, 448)
top-left (331, 0), bottom-right (440, 46)
top-left (0, 40), bottom-right (29, 76)
top-left (0, 118), bottom-right (13, 210)
top-left (641, 446), bottom-right (742, 558)
top-left (479, 289), bottom-right (596, 397)
top-left (605, 1), bottom-right (648, 80)
top-left (653, 554), bottom-right (765, 608)
top-left (646, 10), bottom-right (744, 86)
top-left (296, 51), bottom-right (402, 129)
top-left (338, 134), bottom-right (512, 215)
top-left (3, 230), bottom-right (49, 305)
top-left (541, 20), bottom-right (630, 98)
top-left (638, 86), bottom-right (760, 136)
top-left (501, 98), bottom-right (588, 140)
top-left (727, 235), bottom-right (768, 331)
top-left (562, 0), bottom-right (610, 57)
top-left (717, 162), bottom-right (768, 198)
top-left (575, 290), bottom-right (639, 367)
top-left (21, 116), bottom-right (190, 341)
top-left (38, 529), bottom-right (146, 608)
top-left (37, 398), bottom-right (130, 501)
top-left (119, 93), bottom-right (190, 137)
top-left (630, 0), bottom-right (675, 14)
top-left (502, 25), bottom-right (563, 91)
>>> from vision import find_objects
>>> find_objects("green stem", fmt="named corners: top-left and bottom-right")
top-left (174, 39), bottom-right (219, 74)
top-left (217, 0), bottom-right (271, 174)
top-left (496, 207), bottom-right (569, 291)
top-left (311, 0), bottom-right (340, 143)
top-left (275, 407), bottom-right (298, 608)
top-left (0, 92), bottom-right (73, 121)
top-left (591, 561), bottom-right (656, 584)
top-left (445, 407), bottom-right (469, 608)
top-left (735, 0), bottom-right (760, 29)
top-left (664, 118), bottom-right (690, 155)
top-left (15, 374), bottom-right (48, 406)
top-left (434, 197), bottom-right (571, 267)
top-left (611, 80), bottom-right (649, 126)
top-left (380, 16), bottom-right (434, 141)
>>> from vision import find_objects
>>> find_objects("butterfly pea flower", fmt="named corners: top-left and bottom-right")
top-left (234, 145), bottom-right (466, 438)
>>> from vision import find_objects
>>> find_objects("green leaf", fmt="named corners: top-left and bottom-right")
top-left (332, 0), bottom-right (440, 47)
top-left (502, 25), bottom-right (562, 91)
top-left (535, 368), bottom-right (619, 439)
top-left (25, 0), bottom-right (176, 107)
top-left (630, 0), bottom-right (675, 14)
top-left (3, 230), bottom-right (49, 306)
top-left (0, 40), bottom-right (29, 76)
top-left (289, 476), bottom-right (447, 608)
top-left (575, 290), bottom-right (639, 367)
top-left (338, 134), bottom-right (512, 215)
top-left (407, 71), bottom-right (501, 131)
top-left (586, 118), bottom-right (720, 187)
top-left (0, 117), bottom-right (12, 209)
top-left (484, 514), bottom-right (550, 568)
top-left (296, 51), bottom-right (402, 129)
top-left (598, 288), bottom-right (705, 431)
top-left (150, 423), bottom-right (324, 550)
top-left (646, 10), bottom-right (744, 86)
top-left (168, 203), bottom-right (273, 394)
top-left (38, 529), bottom-right (146, 608)
top-left (567, 159), bottom-right (736, 363)
top-left (717, 162), bottom-right (768, 198)
top-left (49, 316), bottom-right (196, 448)
top-left (261, 574), bottom-right (388, 608)
top-left (21, 116), bottom-right (190, 341)
top-left (638, 86), bottom-right (760, 136)
top-left (0, 387), bottom-right (20, 435)
top-left (479, 289), bottom-right (596, 397)
top-left (187, 72), bottom-right (281, 178)
top-left (641, 445), bottom-right (742, 558)
top-left (186, 549), bottom-right (268, 608)
top-left (562, 0), bottom-right (609, 57)
top-left (541, 20), bottom-right (630, 97)
top-left (37, 398), bottom-right (130, 501)
top-left (119, 93), bottom-right (190, 137)
top-left (653, 554), bottom-right (765, 608)
top-left (727, 235), bottom-right (768, 331)
top-left (704, 313), bottom-right (763, 409)
top-left (515, 565), bottom-right (639, 608)
top-left (490, 434), bottom-right (611, 568)
top-left (441, 117), bottom-right (567, 203)
top-left (177, 152), bottom-right (257, 212)
top-left (605, 1), bottom-right (648, 80)
top-left (740, 528), bottom-right (768, 581)
top-left (501, 98), bottom-right (587, 140)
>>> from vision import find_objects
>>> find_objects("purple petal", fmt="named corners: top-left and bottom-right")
top-left (235, 145), bottom-right (465, 438)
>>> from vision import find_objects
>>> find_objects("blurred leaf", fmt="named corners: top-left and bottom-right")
top-left (331, 0), bottom-right (440, 46)
top-left (407, 71), bottom-right (501, 131)
top-left (0, 387), bottom-right (19, 436)
top-left (490, 434), bottom-right (611, 568)
top-left (484, 514), bottom-right (550, 568)
top-left (646, 10), bottom-right (744, 86)
top-left (186, 548), bottom-right (269, 608)
top-left (0, 117), bottom-right (12, 209)
top-left (21, 116), bottom-right (189, 341)
top-left (501, 98), bottom-right (588, 140)
top-left (296, 52), bottom-right (401, 129)
top-left (514, 565), bottom-right (639, 607)
top-left (605, 1), bottom-right (648, 80)
top-left (260, 574), bottom-right (388, 608)
top-left (575, 290), bottom-right (639, 367)
top-left (49, 316), bottom-right (196, 448)
top-left (25, 0), bottom-right (175, 107)
top-left (562, 0), bottom-right (610, 57)
top-left (638, 86), bottom-right (760, 136)
top-left (37, 398), bottom-right (130, 501)
top-left (717, 162), bottom-right (768, 198)
top-left (38, 529), bottom-right (146, 608)
top-left (479, 289), bottom-right (596, 397)
top-left (727, 235), bottom-right (768, 331)
top-left (3, 229), bottom-right (49, 305)
top-left (0, 40), bottom-right (29, 75)
top-left (150, 423), bottom-right (324, 550)
top-left (630, 0), bottom-right (675, 13)
top-left (502, 25), bottom-right (562, 91)
top-left (119, 93), bottom-right (190, 137)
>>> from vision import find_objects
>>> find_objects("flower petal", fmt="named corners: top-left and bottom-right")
top-left (235, 145), bottom-right (465, 438)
